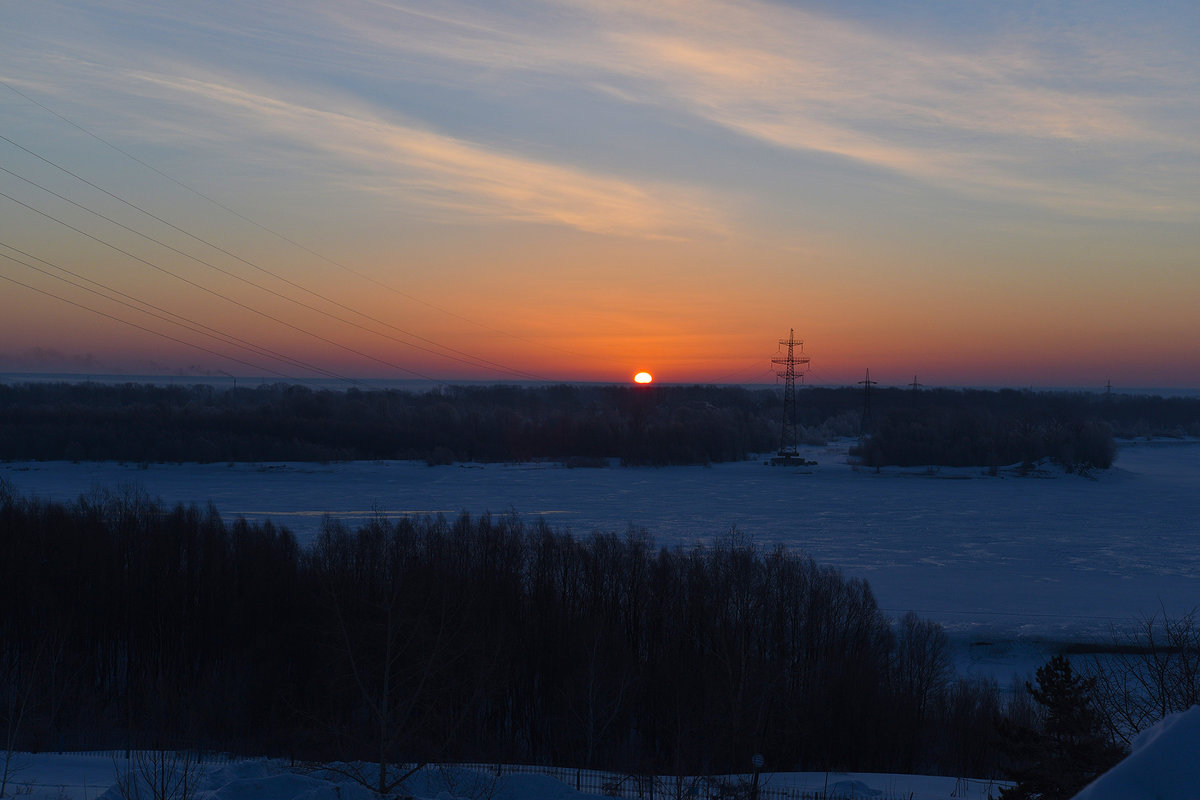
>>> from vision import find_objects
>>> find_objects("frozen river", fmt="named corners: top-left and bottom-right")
top-left (4, 439), bottom-right (1198, 659)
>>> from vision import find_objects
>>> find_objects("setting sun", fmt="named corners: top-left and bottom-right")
top-left (634, 372), bottom-right (653, 384)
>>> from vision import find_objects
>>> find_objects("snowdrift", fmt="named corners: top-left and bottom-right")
top-left (85, 762), bottom-right (605, 800)
top-left (1073, 705), bottom-right (1200, 799)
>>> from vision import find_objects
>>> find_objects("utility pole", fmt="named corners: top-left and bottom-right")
top-left (909, 374), bottom-right (923, 406)
top-left (858, 368), bottom-right (878, 433)
top-left (770, 329), bottom-right (810, 464)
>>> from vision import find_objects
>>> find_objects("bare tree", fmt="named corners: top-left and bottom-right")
top-left (1, 636), bottom-right (47, 798)
top-left (569, 631), bottom-right (634, 769)
top-left (892, 611), bottom-right (954, 769)
top-left (309, 517), bottom-right (470, 797)
top-left (1086, 608), bottom-right (1200, 746)
top-left (111, 750), bottom-right (200, 800)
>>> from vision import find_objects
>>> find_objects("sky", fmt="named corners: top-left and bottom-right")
top-left (1, 0), bottom-right (1198, 388)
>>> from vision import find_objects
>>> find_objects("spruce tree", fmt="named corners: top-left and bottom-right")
top-left (998, 655), bottom-right (1125, 800)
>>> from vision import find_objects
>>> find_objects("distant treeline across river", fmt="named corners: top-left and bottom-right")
top-left (1, 381), bottom-right (1197, 467)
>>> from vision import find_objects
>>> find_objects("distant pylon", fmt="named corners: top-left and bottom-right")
top-left (771, 329), bottom-right (810, 457)
top-left (858, 368), bottom-right (878, 433)
top-left (909, 374), bottom-right (923, 406)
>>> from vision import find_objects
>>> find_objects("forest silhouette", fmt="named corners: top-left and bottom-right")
top-left (1, 381), bottom-right (1189, 467)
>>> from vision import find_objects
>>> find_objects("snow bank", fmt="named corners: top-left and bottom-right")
top-left (80, 760), bottom-right (602, 800)
top-left (92, 759), bottom-right (378, 800)
top-left (766, 771), bottom-right (1004, 799)
top-left (0, 752), bottom-right (117, 799)
top-left (1072, 705), bottom-right (1200, 799)
top-left (8, 755), bottom-right (1011, 800)
top-left (827, 778), bottom-right (881, 797)
top-left (205, 772), bottom-right (369, 800)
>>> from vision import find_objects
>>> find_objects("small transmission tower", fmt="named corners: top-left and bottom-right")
top-left (858, 368), bottom-right (878, 433)
top-left (909, 373), bottom-right (923, 406)
top-left (771, 329), bottom-right (810, 463)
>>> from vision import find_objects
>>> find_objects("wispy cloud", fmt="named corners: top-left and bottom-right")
top-left (330, 0), bottom-right (1200, 219)
top-left (597, 1), bottom-right (1197, 216)
top-left (7, 0), bottom-right (1199, 224)
top-left (102, 68), bottom-right (728, 239)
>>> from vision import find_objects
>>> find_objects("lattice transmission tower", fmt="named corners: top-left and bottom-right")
top-left (858, 368), bottom-right (878, 433)
top-left (771, 329), bottom-right (810, 461)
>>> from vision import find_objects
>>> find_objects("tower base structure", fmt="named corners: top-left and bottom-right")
top-left (768, 452), bottom-right (812, 466)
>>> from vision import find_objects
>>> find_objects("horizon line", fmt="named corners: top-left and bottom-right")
top-left (1, 370), bottom-right (1196, 398)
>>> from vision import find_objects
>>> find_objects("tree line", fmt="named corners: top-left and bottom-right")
top-left (0, 382), bottom-right (783, 465)
top-left (4, 380), bottom-right (1192, 468)
top-left (853, 407), bottom-right (1117, 473)
top-left (852, 387), bottom-right (1198, 472)
top-left (2, 482), bottom-right (1019, 783)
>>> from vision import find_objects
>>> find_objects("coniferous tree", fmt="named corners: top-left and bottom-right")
top-left (998, 656), bottom-right (1125, 800)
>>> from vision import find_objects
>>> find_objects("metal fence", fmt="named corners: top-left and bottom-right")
top-left (50, 749), bottom-right (248, 765)
top-left (453, 762), bottom-right (938, 800)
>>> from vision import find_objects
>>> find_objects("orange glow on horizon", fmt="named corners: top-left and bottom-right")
top-left (634, 371), bottom-right (654, 384)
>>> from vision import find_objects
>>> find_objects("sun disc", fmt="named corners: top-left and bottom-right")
top-left (634, 372), bottom-right (653, 384)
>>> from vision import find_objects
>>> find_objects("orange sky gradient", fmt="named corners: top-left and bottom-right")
top-left (2, 1), bottom-right (1198, 390)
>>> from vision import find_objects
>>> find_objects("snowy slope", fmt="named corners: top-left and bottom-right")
top-left (1071, 705), bottom-right (1200, 800)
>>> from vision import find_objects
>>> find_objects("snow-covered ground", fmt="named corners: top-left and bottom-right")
top-left (1072, 705), bottom-right (1200, 799)
top-left (4, 438), bottom-right (1198, 677)
top-left (4, 753), bottom-right (1008, 800)
top-left (11, 715), bottom-right (1197, 800)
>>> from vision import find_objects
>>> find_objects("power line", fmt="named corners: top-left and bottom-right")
top-left (703, 360), bottom-right (777, 385)
top-left (881, 606), bottom-right (1125, 623)
top-left (0, 188), bottom-right (455, 384)
top-left (0, 241), bottom-right (358, 384)
top-left (0, 155), bottom-right (548, 380)
top-left (0, 268), bottom-right (323, 384)
top-left (0, 79), bottom-right (598, 367)
top-left (0, 134), bottom-right (555, 378)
